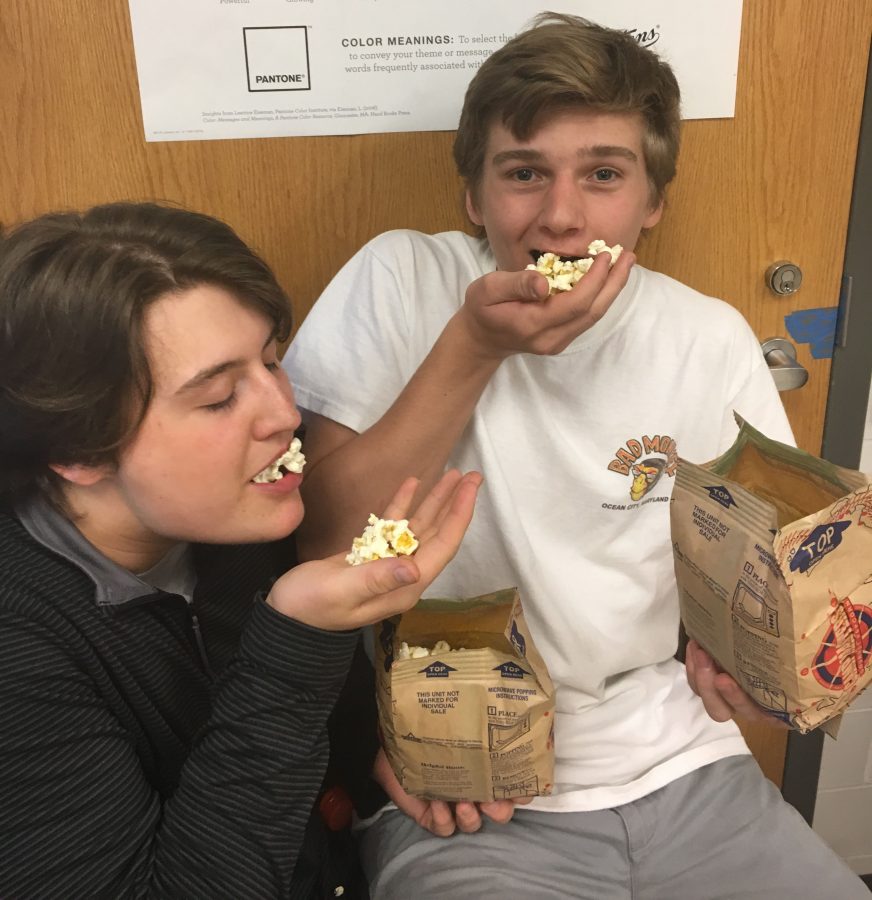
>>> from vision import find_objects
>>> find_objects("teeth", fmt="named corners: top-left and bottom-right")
top-left (252, 437), bottom-right (306, 484)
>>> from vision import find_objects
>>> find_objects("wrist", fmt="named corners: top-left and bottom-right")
top-left (447, 308), bottom-right (510, 367)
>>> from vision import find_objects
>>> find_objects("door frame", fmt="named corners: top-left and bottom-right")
top-left (780, 38), bottom-right (872, 826)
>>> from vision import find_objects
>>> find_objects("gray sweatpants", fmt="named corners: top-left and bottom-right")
top-left (360, 756), bottom-right (867, 899)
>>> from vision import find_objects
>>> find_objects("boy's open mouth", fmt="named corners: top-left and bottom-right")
top-left (530, 249), bottom-right (587, 264)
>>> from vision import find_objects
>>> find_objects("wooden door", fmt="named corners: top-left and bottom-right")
top-left (2, 0), bottom-right (870, 785)
top-left (640, 1), bottom-right (872, 783)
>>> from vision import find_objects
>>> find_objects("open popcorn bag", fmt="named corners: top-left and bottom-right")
top-left (671, 416), bottom-right (872, 735)
top-left (374, 588), bottom-right (555, 801)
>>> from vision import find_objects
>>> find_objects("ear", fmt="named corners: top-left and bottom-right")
top-left (49, 462), bottom-right (114, 487)
top-left (465, 187), bottom-right (484, 227)
top-left (642, 196), bottom-right (664, 230)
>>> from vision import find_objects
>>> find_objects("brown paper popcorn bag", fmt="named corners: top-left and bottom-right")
top-left (671, 416), bottom-right (872, 734)
top-left (374, 588), bottom-right (555, 801)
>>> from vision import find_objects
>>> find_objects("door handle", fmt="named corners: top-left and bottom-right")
top-left (761, 338), bottom-right (809, 391)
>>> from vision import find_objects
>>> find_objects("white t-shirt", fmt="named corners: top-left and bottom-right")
top-left (284, 230), bottom-right (795, 811)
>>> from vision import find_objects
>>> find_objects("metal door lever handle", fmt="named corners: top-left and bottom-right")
top-left (760, 338), bottom-right (809, 391)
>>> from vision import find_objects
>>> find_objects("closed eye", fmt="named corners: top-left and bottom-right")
top-left (203, 392), bottom-right (237, 412)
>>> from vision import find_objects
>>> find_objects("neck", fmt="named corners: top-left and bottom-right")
top-left (60, 483), bottom-right (177, 572)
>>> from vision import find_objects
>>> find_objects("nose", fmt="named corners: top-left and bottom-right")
top-left (252, 368), bottom-right (301, 441)
top-left (539, 175), bottom-right (585, 237)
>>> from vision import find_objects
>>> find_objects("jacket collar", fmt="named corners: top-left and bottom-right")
top-left (16, 493), bottom-right (193, 607)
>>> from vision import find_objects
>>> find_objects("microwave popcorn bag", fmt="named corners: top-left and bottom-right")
top-left (671, 416), bottom-right (872, 735)
top-left (374, 588), bottom-right (555, 802)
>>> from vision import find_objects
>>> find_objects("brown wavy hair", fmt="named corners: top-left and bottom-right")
top-left (0, 202), bottom-right (292, 508)
top-left (453, 12), bottom-right (682, 218)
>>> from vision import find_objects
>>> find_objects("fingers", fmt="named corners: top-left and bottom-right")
top-left (470, 268), bottom-right (549, 307)
top-left (383, 468), bottom-right (478, 539)
top-left (308, 470), bottom-right (481, 628)
top-left (686, 642), bottom-right (789, 729)
top-left (348, 559), bottom-right (422, 625)
top-left (359, 557), bottom-right (421, 593)
top-left (381, 476), bottom-right (422, 521)
top-left (429, 799), bottom-right (514, 835)
top-left (407, 469), bottom-right (464, 537)
top-left (428, 471), bottom-right (483, 536)
top-left (412, 474), bottom-right (481, 574)
top-left (453, 801), bottom-right (484, 834)
top-left (478, 799), bottom-right (517, 824)
top-left (582, 250), bottom-right (635, 320)
top-left (688, 643), bottom-right (734, 723)
top-left (714, 673), bottom-right (790, 729)
top-left (419, 799), bottom-right (457, 838)
top-left (685, 638), bottom-right (700, 693)
top-left (373, 750), bottom-right (457, 838)
top-left (460, 251), bottom-right (637, 360)
top-left (540, 250), bottom-right (634, 331)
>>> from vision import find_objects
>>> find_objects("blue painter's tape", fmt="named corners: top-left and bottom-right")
top-left (784, 307), bottom-right (838, 359)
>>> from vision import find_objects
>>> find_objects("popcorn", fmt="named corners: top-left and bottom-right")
top-left (586, 239), bottom-right (624, 266)
top-left (345, 514), bottom-right (419, 566)
top-left (396, 639), bottom-right (465, 660)
top-left (526, 240), bottom-right (623, 295)
top-left (251, 437), bottom-right (306, 483)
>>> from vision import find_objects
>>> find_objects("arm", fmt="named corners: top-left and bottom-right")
top-left (295, 250), bottom-right (635, 559)
top-left (0, 602), bottom-right (359, 899)
top-left (0, 472), bottom-right (479, 897)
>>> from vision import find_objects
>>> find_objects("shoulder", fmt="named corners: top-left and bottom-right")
top-left (634, 267), bottom-right (757, 338)
top-left (0, 512), bottom-right (96, 663)
top-left (0, 510), bottom-right (90, 607)
top-left (361, 229), bottom-right (490, 273)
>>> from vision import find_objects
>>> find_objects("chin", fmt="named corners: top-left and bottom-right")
top-left (270, 496), bottom-right (305, 539)
top-left (194, 496), bottom-right (305, 546)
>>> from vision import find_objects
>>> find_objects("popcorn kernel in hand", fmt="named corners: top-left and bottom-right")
top-left (346, 514), bottom-right (419, 566)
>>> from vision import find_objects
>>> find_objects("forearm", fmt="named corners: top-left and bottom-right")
top-left (297, 312), bottom-right (502, 559)
top-left (0, 602), bottom-right (358, 899)
top-left (151, 602), bottom-right (359, 896)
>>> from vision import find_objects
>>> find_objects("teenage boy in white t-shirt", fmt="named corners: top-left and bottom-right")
top-left (283, 13), bottom-right (865, 898)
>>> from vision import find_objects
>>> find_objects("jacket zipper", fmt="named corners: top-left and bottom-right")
top-left (186, 597), bottom-right (215, 679)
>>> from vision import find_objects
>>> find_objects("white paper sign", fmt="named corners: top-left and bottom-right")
top-left (127, 1), bottom-right (743, 142)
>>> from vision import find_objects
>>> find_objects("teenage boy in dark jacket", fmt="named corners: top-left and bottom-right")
top-left (0, 201), bottom-right (480, 898)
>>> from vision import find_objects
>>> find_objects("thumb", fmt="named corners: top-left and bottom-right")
top-left (483, 268), bottom-right (548, 304)
top-left (516, 268), bottom-right (549, 301)
top-left (358, 558), bottom-right (420, 596)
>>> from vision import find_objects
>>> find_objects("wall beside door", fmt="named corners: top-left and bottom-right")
top-left (814, 686), bottom-right (872, 878)
top-left (811, 387), bottom-right (872, 879)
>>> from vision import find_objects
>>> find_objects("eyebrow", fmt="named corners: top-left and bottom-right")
top-left (491, 145), bottom-right (639, 166)
top-left (175, 329), bottom-right (277, 396)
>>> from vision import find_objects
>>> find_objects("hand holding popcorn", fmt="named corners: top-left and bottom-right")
top-left (456, 244), bottom-right (633, 360)
top-left (526, 241), bottom-right (623, 296)
top-left (266, 469), bottom-right (481, 631)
